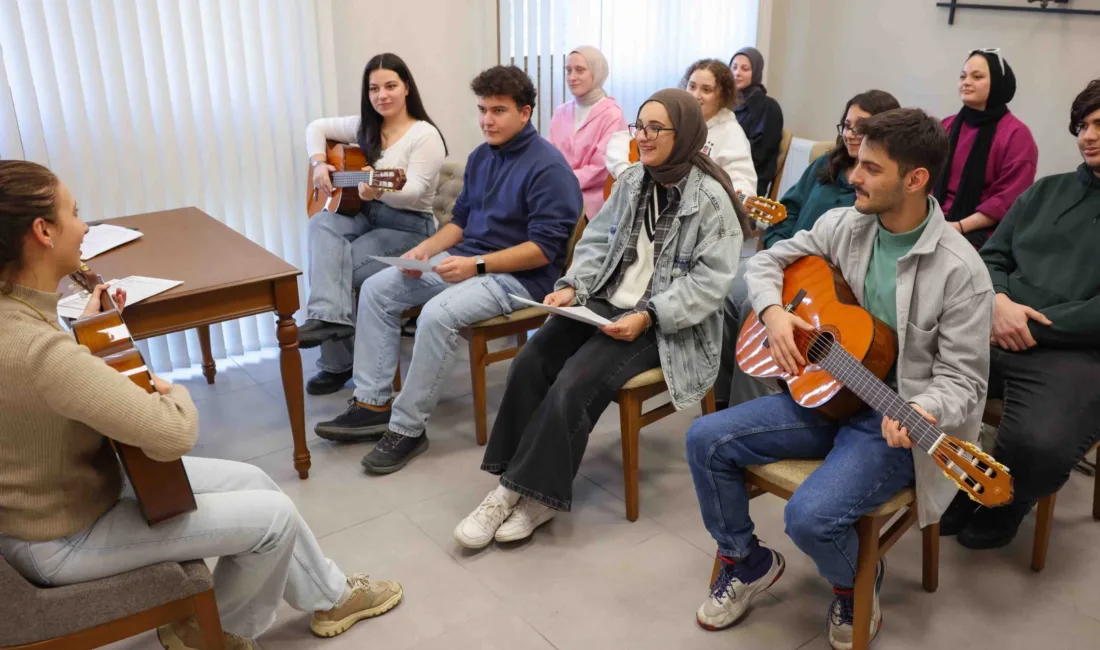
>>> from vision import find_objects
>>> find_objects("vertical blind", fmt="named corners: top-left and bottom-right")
top-left (0, 0), bottom-right (337, 373)
top-left (499, 0), bottom-right (760, 133)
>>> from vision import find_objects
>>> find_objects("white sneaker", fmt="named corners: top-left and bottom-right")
top-left (696, 547), bottom-right (785, 631)
top-left (827, 558), bottom-right (885, 650)
top-left (454, 490), bottom-right (514, 549)
top-left (494, 497), bottom-right (556, 542)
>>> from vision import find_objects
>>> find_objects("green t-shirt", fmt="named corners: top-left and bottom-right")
top-left (863, 201), bottom-right (932, 331)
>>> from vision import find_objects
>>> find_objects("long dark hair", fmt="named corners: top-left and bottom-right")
top-left (0, 160), bottom-right (59, 293)
top-left (356, 53), bottom-right (447, 165)
top-left (818, 90), bottom-right (900, 185)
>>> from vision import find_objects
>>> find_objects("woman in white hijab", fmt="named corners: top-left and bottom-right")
top-left (548, 45), bottom-right (627, 220)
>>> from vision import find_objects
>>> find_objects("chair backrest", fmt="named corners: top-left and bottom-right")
top-left (767, 129), bottom-right (794, 201)
top-left (561, 210), bottom-right (588, 274)
top-left (432, 160), bottom-right (466, 227)
top-left (809, 139), bottom-right (834, 163)
top-left (603, 138), bottom-right (639, 200)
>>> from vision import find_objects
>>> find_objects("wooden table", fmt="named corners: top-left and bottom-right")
top-left (70, 207), bottom-right (313, 478)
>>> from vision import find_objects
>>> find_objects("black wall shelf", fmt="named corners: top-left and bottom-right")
top-left (936, 0), bottom-right (1100, 25)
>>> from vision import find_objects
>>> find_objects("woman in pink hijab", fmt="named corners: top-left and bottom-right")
top-left (548, 45), bottom-right (626, 220)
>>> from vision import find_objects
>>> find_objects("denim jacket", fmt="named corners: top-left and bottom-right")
top-left (558, 164), bottom-right (742, 409)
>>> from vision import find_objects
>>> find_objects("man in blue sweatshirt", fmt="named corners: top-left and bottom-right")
top-left (315, 65), bottom-right (583, 473)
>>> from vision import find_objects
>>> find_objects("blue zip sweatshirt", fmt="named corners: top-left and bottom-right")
top-left (449, 122), bottom-right (583, 301)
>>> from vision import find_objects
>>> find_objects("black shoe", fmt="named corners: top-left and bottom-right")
top-left (939, 490), bottom-right (981, 536)
top-left (314, 399), bottom-right (390, 442)
top-left (361, 431), bottom-right (429, 474)
top-left (298, 319), bottom-right (354, 349)
top-left (957, 501), bottom-right (1032, 550)
top-left (306, 369), bottom-right (353, 396)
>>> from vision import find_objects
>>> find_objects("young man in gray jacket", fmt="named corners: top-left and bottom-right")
top-left (685, 108), bottom-right (993, 650)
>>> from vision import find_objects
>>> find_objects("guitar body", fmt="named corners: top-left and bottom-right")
top-left (736, 256), bottom-right (897, 420)
top-left (306, 142), bottom-right (368, 216)
top-left (69, 285), bottom-right (197, 525)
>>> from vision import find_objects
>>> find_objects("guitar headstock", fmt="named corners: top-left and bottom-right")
top-left (743, 196), bottom-right (787, 227)
top-left (69, 263), bottom-right (113, 313)
top-left (932, 436), bottom-right (1013, 507)
top-left (371, 169), bottom-right (407, 192)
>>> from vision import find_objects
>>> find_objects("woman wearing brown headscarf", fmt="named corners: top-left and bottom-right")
top-left (453, 89), bottom-right (749, 550)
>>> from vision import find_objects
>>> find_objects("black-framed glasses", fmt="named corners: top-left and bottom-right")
top-left (629, 122), bottom-right (675, 140)
top-left (836, 121), bottom-right (862, 137)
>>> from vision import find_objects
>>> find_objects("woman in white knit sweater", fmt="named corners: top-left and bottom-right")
top-left (299, 53), bottom-right (448, 396)
top-left (605, 59), bottom-right (757, 197)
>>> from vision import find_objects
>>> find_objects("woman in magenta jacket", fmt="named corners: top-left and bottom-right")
top-left (934, 48), bottom-right (1038, 248)
top-left (548, 45), bottom-right (626, 220)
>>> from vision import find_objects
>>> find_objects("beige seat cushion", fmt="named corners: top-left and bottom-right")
top-left (432, 160), bottom-right (466, 227)
top-left (620, 367), bottom-right (666, 391)
top-left (748, 459), bottom-right (915, 517)
top-left (472, 307), bottom-right (547, 328)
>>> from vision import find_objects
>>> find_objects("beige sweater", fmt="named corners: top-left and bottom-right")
top-left (0, 286), bottom-right (199, 542)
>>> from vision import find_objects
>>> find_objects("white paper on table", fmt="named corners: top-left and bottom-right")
top-left (509, 294), bottom-right (612, 327)
top-left (58, 276), bottom-right (184, 320)
top-left (368, 255), bottom-right (436, 274)
top-left (80, 224), bottom-right (142, 260)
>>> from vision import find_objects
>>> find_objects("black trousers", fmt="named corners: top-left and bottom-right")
top-left (988, 346), bottom-right (1100, 505)
top-left (481, 300), bottom-right (660, 511)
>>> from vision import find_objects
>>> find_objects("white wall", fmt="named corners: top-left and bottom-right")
top-left (329, 0), bottom-right (497, 160)
top-left (765, 0), bottom-right (1100, 177)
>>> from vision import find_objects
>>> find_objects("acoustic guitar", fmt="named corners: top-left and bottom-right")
top-left (735, 255), bottom-right (1013, 507)
top-left (305, 141), bottom-right (408, 216)
top-left (69, 264), bottom-right (198, 524)
top-left (602, 138), bottom-right (788, 227)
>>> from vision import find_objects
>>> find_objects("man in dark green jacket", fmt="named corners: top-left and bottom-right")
top-left (942, 78), bottom-right (1100, 550)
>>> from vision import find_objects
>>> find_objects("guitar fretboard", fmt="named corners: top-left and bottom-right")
top-left (817, 341), bottom-right (944, 455)
top-left (330, 171), bottom-right (400, 191)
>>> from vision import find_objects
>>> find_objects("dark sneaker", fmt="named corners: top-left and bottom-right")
top-left (314, 400), bottom-right (390, 442)
top-left (939, 489), bottom-right (981, 536)
top-left (827, 558), bottom-right (885, 650)
top-left (696, 538), bottom-right (785, 631)
top-left (298, 319), bottom-right (354, 349)
top-left (361, 431), bottom-right (429, 474)
top-left (958, 501), bottom-right (1031, 550)
top-left (306, 369), bottom-right (353, 396)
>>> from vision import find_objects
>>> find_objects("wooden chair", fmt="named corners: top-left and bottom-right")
top-left (0, 558), bottom-right (224, 650)
top-left (395, 213), bottom-right (588, 446)
top-left (614, 369), bottom-right (717, 521)
top-left (603, 139), bottom-right (639, 200)
top-left (766, 129), bottom-right (793, 201)
top-left (708, 460), bottom-right (939, 650)
top-left (981, 399), bottom-right (1100, 571)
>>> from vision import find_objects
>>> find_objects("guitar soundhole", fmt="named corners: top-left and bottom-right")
top-left (805, 331), bottom-right (835, 364)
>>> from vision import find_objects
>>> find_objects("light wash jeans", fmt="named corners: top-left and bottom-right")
top-left (353, 255), bottom-right (530, 437)
top-left (685, 393), bottom-right (915, 588)
top-left (306, 204), bottom-right (435, 374)
top-left (0, 457), bottom-right (347, 639)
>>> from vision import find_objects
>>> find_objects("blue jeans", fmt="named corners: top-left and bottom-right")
top-left (352, 256), bottom-right (531, 437)
top-left (306, 204), bottom-right (435, 373)
top-left (686, 393), bottom-right (915, 588)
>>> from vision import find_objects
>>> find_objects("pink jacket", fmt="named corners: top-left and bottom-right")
top-left (941, 111), bottom-right (1038, 222)
top-left (548, 98), bottom-right (626, 220)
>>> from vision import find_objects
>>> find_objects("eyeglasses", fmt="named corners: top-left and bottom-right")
top-left (835, 121), bottom-right (861, 137)
top-left (628, 122), bottom-right (675, 140)
top-left (969, 47), bottom-right (1004, 75)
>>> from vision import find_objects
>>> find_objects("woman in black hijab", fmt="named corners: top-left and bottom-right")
top-left (452, 89), bottom-right (746, 550)
top-left (933, 48), bottom-right (1037, 248)
top-left (729, 47), bottom-right (785, 196)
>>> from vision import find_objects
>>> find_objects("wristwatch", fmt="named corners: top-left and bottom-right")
top-left (475, 257), bottom-right (487, 276)
top-left (311, 158), bottom-right (325, 169)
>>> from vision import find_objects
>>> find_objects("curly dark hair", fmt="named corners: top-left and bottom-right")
top-left (1070, 78), bottom-right (1100, 136)
top-left (818, 90), bottom-right (900, 185)
top-left (470, 65), bottom-right (537, 111)
top-left (0, 160), bottom-right (59, 293)
top-left (857, 108), bottom-right (949, 194)
top-left (679, 59), bottom-right (738, 111)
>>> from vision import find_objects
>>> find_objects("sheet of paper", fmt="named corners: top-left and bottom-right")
top-left (80, 223), bottom-right (143, 260)
top-left (509, 294), bottom-right (612, 327)
top-left (368, 255), bottom-right (436, 274)
top-left (58, 276), bottom-right (184, 320)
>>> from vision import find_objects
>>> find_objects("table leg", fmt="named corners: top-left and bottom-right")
top-left (197, 325), bottom-right (217, 385)
top-left (274, 279), bottom-right (310, 479)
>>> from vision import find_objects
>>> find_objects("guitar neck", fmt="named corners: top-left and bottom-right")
top-left (817, 343), bottom-right (944, 454)
top-left (331, 170), bottom-right (378, 188)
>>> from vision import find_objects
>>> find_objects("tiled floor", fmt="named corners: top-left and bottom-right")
top-left (109, 340), bottom-right (1100, 650)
